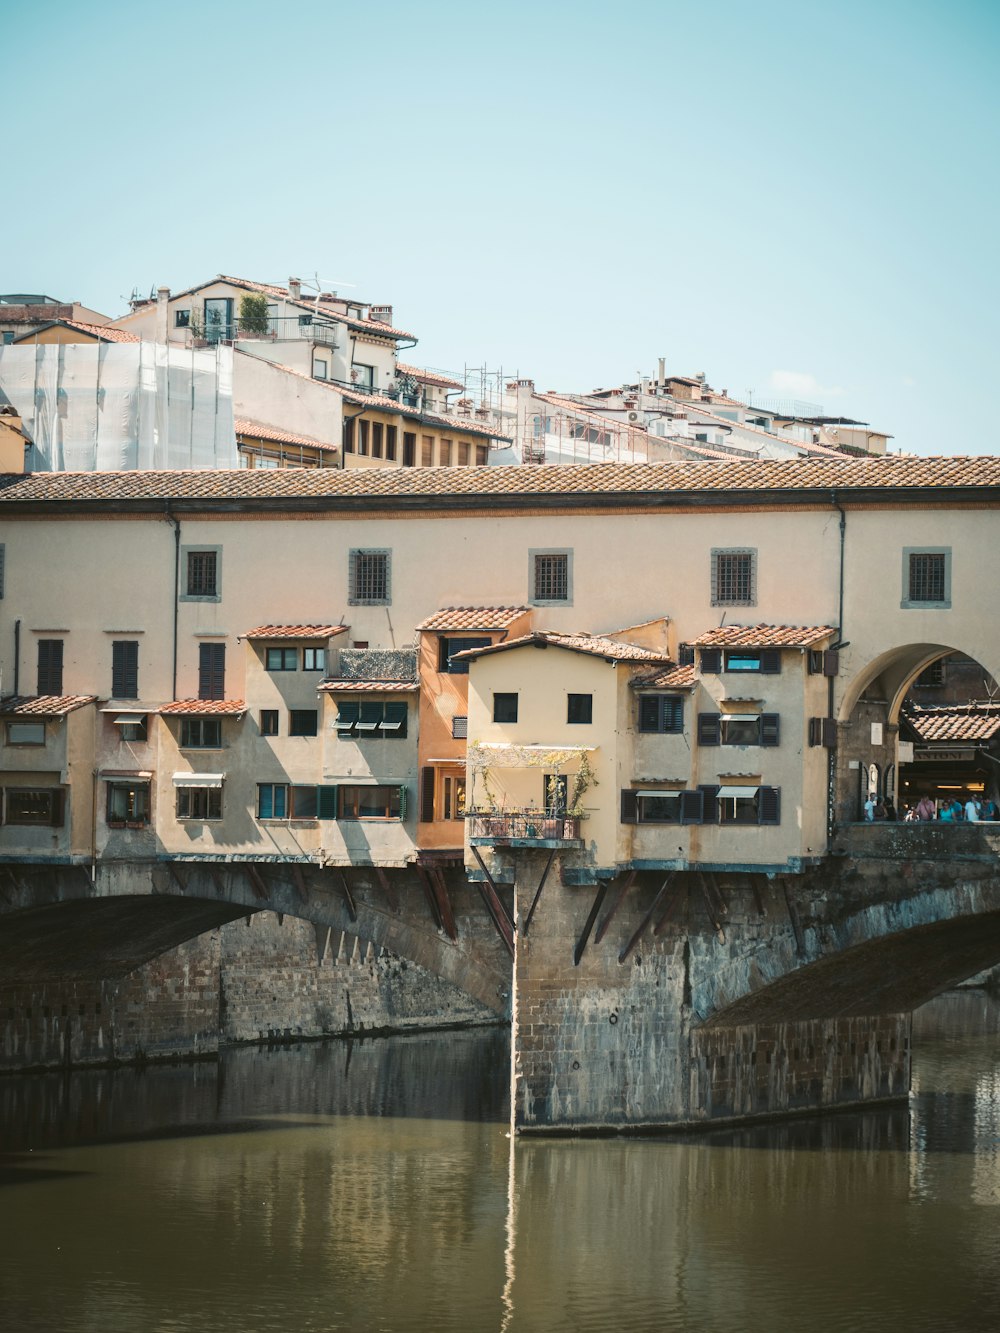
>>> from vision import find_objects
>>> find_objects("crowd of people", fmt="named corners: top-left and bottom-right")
top-left (863, 792), bottom-right (1000, 822)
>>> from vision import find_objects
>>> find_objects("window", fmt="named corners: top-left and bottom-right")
top-left (442, 773), bottom-right (466, 820)
top-left (916, 660), bottom-right (946, 687)
top-left (175, 309), bottom-right (191, 328)
top-left (358, 420), bottom-right (369, 455)
top-left (37, 639), bottom-right (64, 695)
top-left (620, 785), bottom-right (780, 826)
top-left (567, 693), bottom-right (593, 724)
top-left (371, 422), bottom-right (383, 459)
top-left (4, 787), bottom-right (64, 825)
top-left (106, 781), bottom-right (150, 826)
top-left (334, 699), bottom-right (407, 739)
top-left (338, 784), bottom-right (406, 820)
top-left (349, 549), bottom-right (390, 605)
top-left (198, 643), bottom-right (226, 700)
top-left (343, 418), bottom-right (355, 453)
top-left (421, 435), bottom-right (434, 466)
top-left (111, 640), bottom-right (139, 699)
top-left (180, 717), bottom-right (222, 748)
top-left (531, 549), bottom-right (572, 605)
top-left (439, 438), bottom-right (452, 466)
top-left (457, 440), bottom-right (470, 466)
top-left (638, 695), bottom-right (684, 734)
top-left (638, 792), bottom-right (682, 823)
top-left (257, 782), bottom-right (330, 820)
top-left (711, 549), bottom-right (756, 606)
top-left (1, 331), bottom-right (13, 346)
top-left (5, 720), bottom-right (45, 745)
top-left (302, 648), bottom-right (326, 672)
top-left (697, 713), bottom-right (780, 746)
top-left (289, 710), bottom-right (318, 737)
top-left (385, 426), bottom-right (397, 461)
top-left (260, 709), bottom-right (279, 735)
top-left (183, 548), bottom-right (221, 601)
top-left (175, 786), bottom-right (222, 820)
top-left (257, 783), bottom-right (288, 819)
top-left (438, 636), bottom-right (490, 673)
top-left (903, 548), bottom-right (951, 608)
top-left (353, 363), bottom-right (374, 387)
top-left (403, 432), bottom-right (416, 466)
top-left (114, 714), bottom-right (148, 742)
top-left (452, 715), bottom-right (468, 739)
top-left (475, 445), bottom-right (488, 466)
top-left (265, 647), bottom-right (297, 672)
top-left (313, 359), bottom-right (328, 380)
top-left (494, 693), bottom-right (518, 723)
top-left (700, 647), bottom-right (781, 674)
top-left (546, 774), bottom-right (568, 814)
top-left (718, 789), bottom-right (761, 824)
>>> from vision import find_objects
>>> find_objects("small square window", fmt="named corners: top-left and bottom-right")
top-left (903, 549), bottom-right (951, 608)
top-left (567, 693), bottom-right (592, 724)
top-left (638, 695), bottom-right (684, 734)
top-left (257, 783), bottom-right (288, 819)
top-left (711, 549), bottom-right (756, 606)
top-left (176, 786), bottom-right (222, 820)
top-left (494, 693), bottom-right (518, 723)
top-left (302, 647), bottom-right (326, 672)
top-left (175, 310), bottom-right (191, 328)
top-left (289, 710), bottom-right (318, 737)
top-left (260, 710), bottom-right (279, 736)
top-left (5, 720), bottom-right (46, 745)
top-left (180, 717), bottom-right (222, 748)
top-left (452, 715), bottom-right (468, 739)
top-left (531, 550), bottom-right (571, 604)
top-left (265, 647), bottom-right (298, 672)
top-left (187, 551), bottom-right (218, 597)
top-left (37, 638), bottom-right (64, 695)
top-left (106, 781), bottom-right (150, 825)
top-left (349, 549), bottom-right (390, 605)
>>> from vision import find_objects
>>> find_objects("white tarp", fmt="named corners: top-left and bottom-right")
top-left (0, 342), bottom-right (236, 471)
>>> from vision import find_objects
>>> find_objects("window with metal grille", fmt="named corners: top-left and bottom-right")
top-left (349, 549), bottom-right (390, 605)
top-left (186, 551), bottom-right (218, 597)
top-left (908, 553), bottom-right (946, 603)
top-left (37, 639), bottom-right (64, 695)
top-left (532, 551), bottom-right (571, 604)
top-left (198, 643), bottom-right (225, 700)
top-left (711, 549), bottom-right (756, 606)
top-left (452, 715), bottom-right (468, 739)
top-left (916, 659), bottom-right (946, 687)
top-left (111, 640), bottom-right (139, 699)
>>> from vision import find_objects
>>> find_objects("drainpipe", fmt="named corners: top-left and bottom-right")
top-left (13, 618), bottom-right (21, 696)
top-left (164, 504), bottom-right (180, 700)
top-left (827, 493), bottom-right (847, 848)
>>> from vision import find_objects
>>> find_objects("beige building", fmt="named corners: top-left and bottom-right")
top-left (0, 456), bottom-right (996, 882)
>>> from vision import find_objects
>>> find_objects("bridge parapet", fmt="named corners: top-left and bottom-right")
top-left (832, 822), bottom-right (1000, 862)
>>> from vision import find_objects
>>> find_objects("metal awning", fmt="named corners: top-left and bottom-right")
top-left (172, 772), bottom-right (225, 788)
top-left (100, 769), bottom-right (153, 780)
top-left (635, 789), bottom-right (682, 798)
top-left (111, 713), bottom-right (146, 726)
top-left (474, 744), bottom-right (598, 753)
top-left (716, 785), bottom-right (759, 799)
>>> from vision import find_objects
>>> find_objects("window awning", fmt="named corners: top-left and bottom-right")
top-left (716, 785), bottom-right (759, 799)
top-left (474, 743), bottom-right (598, 753)
top-left (172, 772), bottom-right (225, 788)
top-left (721, 712), bottom-right (760, 722)
top-left (100, 769), bottom-right (153, 780)
top-left (635, 789), bottom-right (682, 798)
top-left (112, 713), bottom-right (146, 726)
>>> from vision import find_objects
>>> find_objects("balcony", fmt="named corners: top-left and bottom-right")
top-left (467, 808), bottom-right (584, 847)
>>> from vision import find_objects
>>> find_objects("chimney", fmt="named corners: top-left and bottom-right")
top-left (658, 357), bottom-right (666, 386)
top-left (288, 277), bottom-right (302, 301)
top-left (156, 286), bottom-right (170, 343)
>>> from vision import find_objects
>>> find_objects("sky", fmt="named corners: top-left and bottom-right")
top-left (4, 0), bottom-right (999, 454)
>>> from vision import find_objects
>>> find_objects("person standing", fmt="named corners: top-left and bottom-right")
top-left (965, 794), bottom-right (981, 823)
top-left (864, 793), bottom-right (877, 821)
top-left (916, 795), bottom-right (936, 821)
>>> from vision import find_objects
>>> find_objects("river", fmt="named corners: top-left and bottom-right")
top-left (2, 992), bottom-right (999, 1332)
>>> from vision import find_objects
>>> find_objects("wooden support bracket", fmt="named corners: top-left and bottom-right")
top-left (336, 868), bottom-right (358, 922)
top-left (573, 881), bottom-right (609, 966)
top-left (375, 866), bottom-right (400, 913)
top-left (652, 881), bottom-right (686, 936)
top-left (521, 848), bottom-right (557, 936)
top-left (470, 847), bottom-right (514, 959)
top-left (210, 868), bottom-right (227, 898)
top-left (292, 863), bottom-right (308, 904)
top-left (416, 865), bottom-right (443, 932)
top-left (246, 864), bottom-right (270, 902)
top-left (430, 867), bottom-right (458, 941)
top-left (697, 872), bottom-right (725, 941)
top-left (781, 877), bottom-right (806, 957)
top-left (593, 869), bottom-right (636, 945)
top-left (167, 862), bottom-right (189, 894)
top-left (619, 874), bottom-right (675, 964)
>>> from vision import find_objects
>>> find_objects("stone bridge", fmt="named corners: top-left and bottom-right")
top-left (4, 828), bottom-right (1000, 1134)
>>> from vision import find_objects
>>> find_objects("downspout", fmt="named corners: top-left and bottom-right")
top-left (165, 504), bottom-right (180, 700)
top-left (827, 492), bottom-right (847, 847)
top-left (13, 618), bottom-right (20, 696)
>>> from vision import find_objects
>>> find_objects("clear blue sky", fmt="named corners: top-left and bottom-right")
top-left (5, 0), bottom-right (998, 453)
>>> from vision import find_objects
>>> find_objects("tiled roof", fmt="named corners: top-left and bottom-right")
top-left (319, 679), bottom-right (419, 693)
top-left (396, 363), bottom-right (464, 390)
top-left (13, 320), bottom-right (140, 344)
top-left (630, 664), bottom-right (697, 689)
top-left (902, 704), bottom-right (1000, 744)
top-left (2, 457), bottom-right (999, 507)
top-left (159, 699), bottom-right (247, 716)
top-left (244, 624), bottom-right (347, 640)
top-left (691, 625), bottom-right (836, 648)
top-left (0, 694), bottom-right (97, 716)
top-left (213, 276), bottom-right (417, 340)
top-left (329, 382), bottom-right (508, 440)
top-left (234, 418), bottom-right (338, 452)
top-left (453, 631), bottom-right (673, 665)
top-left (417, 607), bottom-right (530, 632)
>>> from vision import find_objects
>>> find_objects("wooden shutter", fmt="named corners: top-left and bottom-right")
top-left (678, 643), bottom-right (695, 666)
top-left (809, 717), bottom-right (837, 748)
top-left (823, 649), bottom-right (840, 677)
top-left (808, 716), bottom-right (822, 747)
top-left (700, 648), bottom-right (722, 674)
top-left (697, 713), bottom-right (721, 746)
top-left (758, 787), bottom-right (781, 825)
top-left (761, 713), bottom-right (780, 747)
top-left (316, 786), bottom-right (338, 819)
top-left (198, 643), bottom-right (225, 700)
top-left (420, 766), bottom-right (436, 822)
top-left (699, 784), bottom-right (720, 823)
top-left (638, 696), bottom-right (660, 732)
top-left (397, 786), bottom-right (408, 821)
top-left (620, 789), bottom-right (638, 824)
top-left (38, 639), bottom-right (64, 695)
top-left (680, 790), bottom-right (704, 824)
top-left (112, 641), bottom-right (139, 698)
top-left (759, 649), bottom-right (781, 675)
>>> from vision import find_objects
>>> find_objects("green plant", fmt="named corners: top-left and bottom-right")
top-left (239, 292), bottom-right (271, 336)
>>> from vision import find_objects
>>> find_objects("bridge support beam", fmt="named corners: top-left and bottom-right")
top-left (510, 854), bottom-right (912, 1134)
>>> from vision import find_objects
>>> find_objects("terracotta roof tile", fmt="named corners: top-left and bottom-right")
top-left (319, 679), bottom-right (419, 693)
top-left (159, 699), bottom-right (247, 716)
top-left (13, 320), bottom-right (140, 344)
top-left (244, 624), bottom-right (347, 640)
top-left (454, 631), bottom-right (672, 665)
top-left (1, 457), bottom-right (998, 507)
top-left (234, 418), bottom-right (338, 452)
top-left (417, 607), bottom-right (530, 632)
top-left (0, 694), bottom-right (97, 716)
top-left (691, 625), bottom-right (836, 648)
top-left (396, 363), bottom-right (464, 390)
top-left (630, 664), bottom-right (697, 689)
top-left (902, 704), bottom-right (1000, 744)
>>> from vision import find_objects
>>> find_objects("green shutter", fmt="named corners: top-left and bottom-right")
top-left (397, 785), bottom-right (408, 821)
top-left (316, 785), bottom-right (338, 819)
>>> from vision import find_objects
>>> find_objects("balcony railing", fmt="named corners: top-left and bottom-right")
top-left (467, 809), bottom-right (584, 843)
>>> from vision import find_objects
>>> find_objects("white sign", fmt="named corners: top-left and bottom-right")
top-left (871, 723), bottom-right (884, 746)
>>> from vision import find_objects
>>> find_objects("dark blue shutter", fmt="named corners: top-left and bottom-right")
top-left (680, 790), bottom-right (704, 824)
top-left (700, 648), bottom-right (722, 674)
top-left (621, 789), bottom-right (638, 824)
top-left (198, 643), bottom-right (225, 700)
top-left (761, 714), bottom-right (780, 746)
top-left (759, 787), bottom-right (781, 824)
top-left (112, 641), bottom-right (139, 698)
top-left (759, 649), bottom-right (781, 675)
top-left (697, 713), bottom-right (721, 746)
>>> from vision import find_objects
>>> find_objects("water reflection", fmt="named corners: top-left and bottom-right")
top-left (1, 998), bottom-right (999, 1333)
